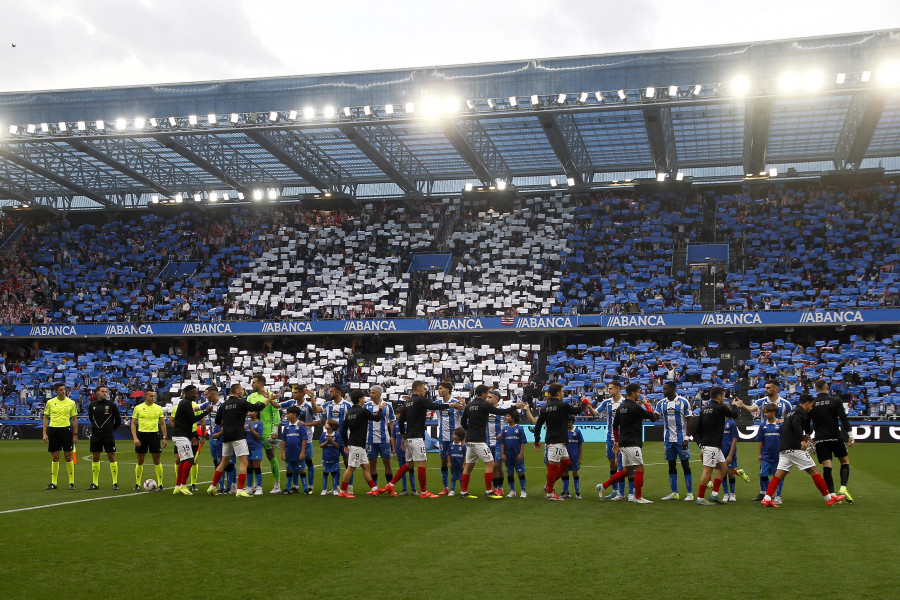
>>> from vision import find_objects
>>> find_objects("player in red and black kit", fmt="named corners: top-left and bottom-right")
top-left (459, 384), bottom-right (525, 499)
top-left (810, 379), bottom-right (855, 503)
top-left (692, 386), bottom-right (746, 505)
top-left (383, 380), bottom-right (465, 498)
top-left (170, 385), bottom-right (215, 496)
top-left (597, 383), bottom-right (658, 503)
top-left (534, 382), bottom-right (593, 501)
top-left (338, 390), bottom-right (385, 498)
top-left (761, 393), bottom-right (846, 507)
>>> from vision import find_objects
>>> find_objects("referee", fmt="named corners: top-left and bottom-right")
top-left (42, 383), bottom-right (78, 490)
top-left (130, 390), bottom-right (167, 492)
top-left (87, 385), bottom-right (122, 490)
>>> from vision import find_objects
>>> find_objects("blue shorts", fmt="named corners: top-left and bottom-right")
top-left (367, 442), bottom-right (392, 460)
top-left (724, 453), bottom-right (737, 469)
top-left (285, 460), bottom-right (303, 472)
top-left (210, 443), bottom-right (222, 461)
top-left (606, 440), bottom-right (617, 460)
top-left (759, 460), bottom-right (777, 477)
top-left (664, 441), bottom-right (691, 461)
top-left (303, 444), bottom-right (314, 461)
top-left (439, 441), bottom-right (452, 458)
top-left (322, 461), bottom-right (340, 473)
top-left (491, 444), bottom-right (502, 462)
top-left (567, 461), bottom-right (580, 472)
top-left (248, 447), bottom-right (263, 461)
top-left (450, 462), bottom-right (463, 478)
top-left (505, 458), bottom-right (526, 475)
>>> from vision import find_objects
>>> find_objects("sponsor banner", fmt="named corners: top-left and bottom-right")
top-left (1, 309), bottom-right (897, 338)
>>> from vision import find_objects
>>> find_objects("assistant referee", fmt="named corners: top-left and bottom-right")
top-left (42, 383), bottom-right (78, 490)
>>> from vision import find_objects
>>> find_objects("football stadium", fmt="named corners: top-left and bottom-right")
top-left (1, 21), bottom-right (900, 599)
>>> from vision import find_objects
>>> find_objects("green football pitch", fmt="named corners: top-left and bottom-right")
top-left (1, 440), bottom-right (899, 600)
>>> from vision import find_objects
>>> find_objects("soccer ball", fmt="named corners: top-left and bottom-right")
top-left (143, 479), bottom-right (158, 492)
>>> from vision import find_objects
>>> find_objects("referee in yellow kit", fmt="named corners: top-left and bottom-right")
top-left (131, 390), bottom-right (168, 491)
top-left (42, 383), bottom-right (78, 490)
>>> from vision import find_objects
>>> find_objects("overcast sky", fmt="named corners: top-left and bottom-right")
top-left (0, 0), bottom-right (897, 93)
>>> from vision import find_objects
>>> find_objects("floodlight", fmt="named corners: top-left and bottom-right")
top-left (253, 188), bottom-right (263, 201)
top-left (26, 124), bottom-right (35, 134)
top-left (207, 113), bottom-right (217, 124)
top-left (288, 110), bottom-right (298, 120)
top-left (194, 193), bottom-right (202, 202)
top-left (509, 96), bottom-right (518, 107)
top-left (759, 171), bottom-right (767, 176)
top-left (692, 84), bottom-right (702, 96)
top-left (115, 118), bottom-right (126, 130)
top-left (802, 69), bottom-right (825, 91)
top-left (40, 123), bottom-right (49, 133)
top-left (188, 115), bottom-right (198, 126)
top-left (303, 107), bottom-right (315, 120)
top-left (237, 192), bottom-right (244, 200)
top-left (269, 111), bottom-right (278, 121)
top-left (557, 93), bottom-right (567, 104)
top-left (267, 188), bottom-right (278, 200)
top-left (151, 195), bottom-right (159, 203)
top-left (594, 91), bottom-right (603, 102)
top-left (466, 99), bottom-right (475, 110)
top-left (168, 117), bottom-right (177, 127)
top-left (222, 192), bottom-right (229, 201)
top-left (209, 191), bottom-right (218, 202)
top-left (617, 89), bottom-right (627, 100)
top-left (668, 85), bottom-right (678, 97)
top-left (878, 62), bottom-right (900, 86)
top-left (230, 113), bottom-right (240, 123)
top-left (645, 87), bottom-right (655, 98)
top-left (6, 125), bottom-right (16, 135)
top-left (148, 118), bottom-right (158, 127)
top-left (363, 106), bottom-right (372, 116)
top-left (134, 117), bottom-right (145, 129)
top-left (496, 180), bottom-right (507, 191)
top-left (444, 97), bottom-right (459, 113)
top-left (566, 177), bottom-right (576, 187)
top-left (342, 107), bottom-right (352, 117)
top-left (769, 168), bottom-right (778, 177)
top-left (175, 193), bottom-right (183, 202)
top-left (861, 71), bottom-right (871, 82)
top-left (656, 173), bottom-right (666, 182)
top-left (549, 178), bottom-right (558, 188)
top-left (675, 172), bottom-right (684, 181)
top-left (835, 73), bottom-right (846, 85)
top-left (530, 94), bottom-right (540, 106)
top-left (405, 102), bottom-right (415, 113)
top-left (778, 72), bottom-right (800, 93)
top-left (77, 121), bottom-right (86, 131)
top-left (464, 183), bottom-right (473, 192)
top-left (58, 122), bottom-right (67, 132)
top-left (96, 120), bottom-right (105, 130)
top-left (487, 98), bottom-right (495, 109)
top-left (384, 104), bottom-right (394, 115)
top-left (578, 92), bottom-right (589, 103)
top-left (730, 75), bottom-right (751, 97)
top-left (422, 97), bottom-right (441, 116)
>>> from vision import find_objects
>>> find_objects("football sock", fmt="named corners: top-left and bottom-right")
top-left (349, 472), bottom-right (355, 486)
top-left (227, 468), bottom-right (236, 490)
top-left (212, 470), bottom-right (223, 486)
top-left (765, 476), bottom-right (782, 497)
top-left (634, 471), bottom-right (644, 498)
top-left (728, 477), bottom-right (736, 493)
top-left (332, 472), bottom-right (339, 489)
top-left (417, 466), bottom-right (427, 492)
top-left (776, 478), bottom-right (784, 496)
top-left (461, 473), bottom-right (470, 493)
top-left (519, 473), bottom-right (526, 491)
top-left (546, 466), bottom-right (556, 491)
top-left (450, 475), bottom-right (459, 491)
top-left (441, 467), bottom-right (449, 489)
top-left (573, 475), bottom-right (580, 494)
top-left (840, 464), bottom-right (850, 487)
top-left (407, 471), bottom-right (416, 492)
top-left (286, 471), bottom-right (293, 488)
top-left (628, 477), bottom-right (635, 496)
top-left (812, 473), bottom-right (830, 497)
top-left (323, 473), bottom-right (329, 489)
top-left (493, 476), bottom-right (502, 489)
top-left (823, 466), bottom-right (835, 494)
top-left (190, 463), bottom-right (198, 485)
top-left (669, 473), bottom-right (678, 493)
top-left (51, 460), bottom-right (59, 485)
top-left (109, 462), bottom-right (118, 485)
top-left (135, 464), bottom-right (143, 485)
top-left (365, 475), bottom-right (377, 490)
top-left (721, 478), bottom-right (729, 495)
top-left (391, 463), bottom-right (410, 485)
top-left (384, 471), bottom-right (393, 487)
top-left (507, 474), bottom-right (515, 491)
top-left (340, 480), bottom-right (348, 492)
top-left (698, 483), bottom-right (706, 499)
top-left (682, 462), bottom-right (692, 494)
top-left (712, 478), bottom-right (722, 493)
top-left (92, 461), bottom-right (100, 486)
top-left (484, 471), bottom-right (494, 492)
top-left (269, 458), bottom-right (280, 487)
top-left (237, 473), bottom-right (246, 490)
top-left (299, 473), bottom-right (307, 490)
top-left (759, 475), bottom-right (769, 494)
top-left (257, 468), bottom-right (264, 487)
top-left (154, 463), bottom-right (163, 487)
top-left (372, 474), bottom-right (378, 486)
top-left (561, 474), bottom-right (570, 493)
top-left (306, 459), bottom-right (315, 487)
top-left (603, 469), bottom-right (627, 488)
top-left (66, 461), bottom-right (74, 484)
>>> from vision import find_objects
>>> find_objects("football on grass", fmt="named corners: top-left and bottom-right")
top-left (143, 479), bottom-right (158, 491)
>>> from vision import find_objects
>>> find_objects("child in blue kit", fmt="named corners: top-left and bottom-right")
top-left (209, 421), bottom-right (229, 493)
top-left (246, 410), bottom-right (265, 495)
top-left (500, 412), bottom-right (527, 498)
top-left (319, 418), bottom-right (342, 495)
top-left (755, 404), bottom-right (785, 504)
top-left (280, 406), bottom-right (309, 494)
top-left (561, 416), bottom-right (584, 499)
top-left (448, 427), bottom-right (466, 495)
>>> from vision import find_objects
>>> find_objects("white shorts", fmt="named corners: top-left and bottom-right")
top-left (465, 442), bottom-right (493, 464)
top-left (777, 449), bottom-right (816, 473)
top-left (621, 446), bottom-right (643, 467)
top-left (172, 436), bottom-right (194, 462)
top-left (404, 438), bottom-right (427, 463)
top-left (701, 446), bottom-right (726, 468)
top-left (546, 443), bottom-right (569, 464)
top-left (222, 439), bottom-right (249, 459)
top-left (347, 445), bottom-right (367, 469)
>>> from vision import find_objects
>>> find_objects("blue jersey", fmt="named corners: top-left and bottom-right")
top-left (246, 420), bottom-right (264, 452)
top-left (753, 396), bottom-right (792, 422)
top-left (437, 405), bottom-right (464, 442)
top-left (320, 430), bottom-right (343, 463)
top-left (486, 413), bottom-right (504, 448)
top-left (655, 396), bottom-right (692, 444)
top-left (449, 442), bottom-right (465, 471)
top-left (298, 400), bottom-right (321, 440)
top-left (756, 421), bottom-right (783, 463)
top-left (321, 399), bottom-right (353, 429)
top-left (501, 425), bottom-right (526, 459)
top-left (566, 428), bottom-right (584, 464)
top-left (363, 401), bottom-right (395, 444)
top-left (595, 398), bottom-right (622, 442)
top-left (280, 421), bottom-right (309, 461)
top-left (721, 419), bottom-right (737, 456)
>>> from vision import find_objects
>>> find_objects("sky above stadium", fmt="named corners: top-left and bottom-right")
top-left (0, 0), bottom-right (897, 92)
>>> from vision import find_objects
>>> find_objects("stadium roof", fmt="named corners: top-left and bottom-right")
top-left (0, 29), bottom-right (899, 210)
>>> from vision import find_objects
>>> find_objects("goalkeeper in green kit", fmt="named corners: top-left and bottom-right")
top-left (247, 374), bottom-right (295, 494)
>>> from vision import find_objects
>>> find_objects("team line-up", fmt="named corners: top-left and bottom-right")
top-left (41, 375), bottom-right (855, 506)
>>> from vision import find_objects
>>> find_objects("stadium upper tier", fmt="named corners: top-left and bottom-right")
top-left (0, 181), bottom-right (896, 325)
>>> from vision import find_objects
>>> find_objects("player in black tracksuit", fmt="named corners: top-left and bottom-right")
top-left (760, 393), bottom-right (846, 507)
top-left (810, 379), bottom-right (855, 502)
top-left (598, 382), bottom-right (658, 502)
top-left (533, 383), bottom-right (591, 500)
top-left (207, 384), bottom-right (272, 496)
top-left (87, 385), bottom-right (122, 490)
top-left (459, 385), bottom-right (523, 498)
top-left (692, 386), bottom-right (746, 504)
top-left (337, 390), bottom-right (384, 497)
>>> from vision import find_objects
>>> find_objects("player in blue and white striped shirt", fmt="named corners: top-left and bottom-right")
top-left (294, 384), bottom-right (322, 493)
top-left (364, 385), bottom-right (395, 488)
top-left (436, 382), bottom-right (464, 494)
top-left (594, 381), bottom-right (630, 500)
top-left (747, 380), bottom-right (793, 422)
top-left (655, 381), bottom-right (694, 501)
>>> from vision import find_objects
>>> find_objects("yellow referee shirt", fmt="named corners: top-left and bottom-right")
top-left (45, 397), bottom-right (77, 427)
top-left (133, 403), bottom-right (164, 433)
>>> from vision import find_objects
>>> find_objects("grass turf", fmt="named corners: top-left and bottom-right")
top-left (1, 440), bottom-right (899, 599)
